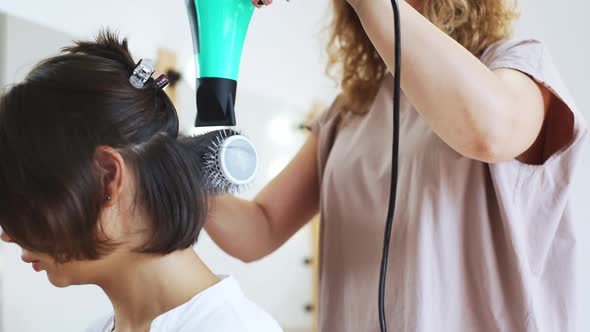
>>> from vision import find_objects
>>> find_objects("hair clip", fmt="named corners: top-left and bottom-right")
top-left (129, 59), bottom-right (156, 89)
top-left (154, 74), bottom-right (170, 90)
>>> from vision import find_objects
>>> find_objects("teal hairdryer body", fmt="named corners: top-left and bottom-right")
top-left (186, 0), bottom-right (255, 127)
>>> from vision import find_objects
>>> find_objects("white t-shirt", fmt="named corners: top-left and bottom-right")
top-left (86, 275), bottom-right (283, 332)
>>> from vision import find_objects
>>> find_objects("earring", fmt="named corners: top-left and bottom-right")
top-left (105, 195), bottom-right (112, 201)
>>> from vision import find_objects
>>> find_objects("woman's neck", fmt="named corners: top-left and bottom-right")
top-left (98, 249), bottom-right (219, 332)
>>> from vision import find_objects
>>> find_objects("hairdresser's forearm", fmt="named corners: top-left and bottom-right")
top-left (206, 135), bottom-right (320, 262)
top-left (353, 1), bottom-right (542, 162)
top-left (206, 196), bottom-right (276, 262)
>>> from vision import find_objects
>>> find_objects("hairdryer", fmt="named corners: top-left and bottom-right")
top-left (185, 0), bottom-right (254, 127)
top-left (185, 0), bottom-right (258, 192)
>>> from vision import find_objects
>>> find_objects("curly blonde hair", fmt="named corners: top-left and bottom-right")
top-left (326, 0), bottom-right (519, 114)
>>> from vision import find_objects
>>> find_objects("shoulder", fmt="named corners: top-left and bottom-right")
top-left (305, 95), bottom-right (345, 135)
top-left (485, 38), bottom-right (587, 167)
top-left (85, 314), bottom-right (113, 332)
top-left (480, 38), bottom-right (548, 74)
top-left (481, 37), bottom-right (582, 116)
top-left (194, 277), bottom-right (283, 332)
top-left (481, 38), bottom-right (545, 58)
top-left (191, 302), bottom-right (284, 332)
top-left (152, 276), bottom-right (283, 332)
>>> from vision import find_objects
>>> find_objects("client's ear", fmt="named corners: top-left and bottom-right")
top-left (93, 146), bottom-right (126, 206)
top-left (93, 146), bottom-right (136, 245)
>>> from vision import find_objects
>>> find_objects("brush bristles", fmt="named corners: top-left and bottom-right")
top-left (201, 129), bottom-right (252, 195)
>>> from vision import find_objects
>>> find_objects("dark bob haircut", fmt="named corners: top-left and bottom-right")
top-left (0, 30), bottom-right (209, 262)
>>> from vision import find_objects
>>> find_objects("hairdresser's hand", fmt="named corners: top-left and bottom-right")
top-left (251, 0), bottom-right (273, 8)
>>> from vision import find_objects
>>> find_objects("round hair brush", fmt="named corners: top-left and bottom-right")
top-left (195, 129), bottom-right (258, 195)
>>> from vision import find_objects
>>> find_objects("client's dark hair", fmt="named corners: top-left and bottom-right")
top-left (0, 30), bottom-right (208, 262)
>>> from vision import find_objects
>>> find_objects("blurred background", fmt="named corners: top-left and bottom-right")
top-left (0, 0), bottom-right (588, 331)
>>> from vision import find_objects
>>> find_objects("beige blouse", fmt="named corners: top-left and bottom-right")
top-left (308, 39), bottom-right (587, 332)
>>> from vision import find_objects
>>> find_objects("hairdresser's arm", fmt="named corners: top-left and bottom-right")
top-left (206, 135), bottom-right (319, 262)
top-left (349, 0), bottom-right (550, 163)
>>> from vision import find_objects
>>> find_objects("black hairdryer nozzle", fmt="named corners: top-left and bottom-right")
top-left (195, 78), bottom-right (237, 127)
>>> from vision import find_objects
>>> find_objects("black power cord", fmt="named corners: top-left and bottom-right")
top-left (379, 0), bottom-right (401, 331)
